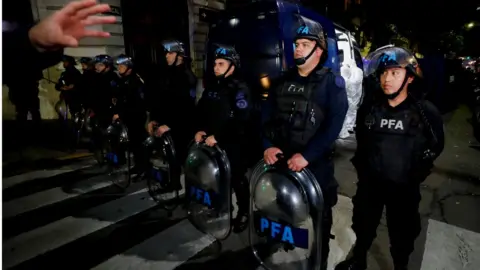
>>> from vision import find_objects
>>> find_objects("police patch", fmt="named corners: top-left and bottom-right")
top-left (236, 91), bottom-right (245, 100)
top-left (335, 75), bottom-right (345, 88)
top-left (236, 99), bottom-right (248, 109)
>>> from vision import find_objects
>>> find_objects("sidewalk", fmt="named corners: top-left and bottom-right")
top-left (2, 120), bottom-right (92, 174)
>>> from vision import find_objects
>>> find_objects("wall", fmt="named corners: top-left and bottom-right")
top-left (189, 0), bottom-right (226, 78)
top-left (3, 0), bottom-right (125, 120)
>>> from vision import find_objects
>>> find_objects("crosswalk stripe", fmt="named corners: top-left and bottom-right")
top-left (93, 219), bottom-right (216, 270)
top-left (2, 158), bottom-right (97, 190)
top-left (3, 171), bottom-right (119, 219)
top-left (420, 219), bottom-right (480, 270)
top-left (3, 188), bottom-right (157, 269)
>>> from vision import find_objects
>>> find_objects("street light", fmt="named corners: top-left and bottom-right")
top-left (467, 22), bottom-right (475, 29)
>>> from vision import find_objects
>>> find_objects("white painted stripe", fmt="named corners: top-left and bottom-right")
top-left (3, 188), bottom-right (157, 269)
top-left (92, 219), bottom-right (215, 270)
top-left (420, 219), bottom-right (480, 270)
top-left (2, 158), bottom-right (97, 190)
top-left (3, 171), bottom-right (119, 219)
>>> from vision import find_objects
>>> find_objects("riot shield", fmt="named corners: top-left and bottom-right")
top-left (105, 120), bottom-right (132, 189)
top-left (144, 130), bottom-right (182, 209)
top-left (249, 156), bottom-right (324, 270)
top-left (185, 141), bottom-right (232, 240)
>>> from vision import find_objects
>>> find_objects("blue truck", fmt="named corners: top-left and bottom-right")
top-left (202, 0), bottom-right (363, 141)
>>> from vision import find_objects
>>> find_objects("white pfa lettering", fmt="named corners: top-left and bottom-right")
top-left (287, 84), bottom-right (304, 93)
top-left (380, 119), bottom-right (404, 130)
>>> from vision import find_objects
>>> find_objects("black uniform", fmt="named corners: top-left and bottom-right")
top-left (55, 65), bottom-right (82, 115)
top-left (91, 70), bottom-right (119, 125)
top-left (196, 75), bottom-right (252, 219)
top-left (262, 66), bottom-right (348, 268)
top-left (3, 23), bottom-right (63, 79)
top-left (351, 94), bottom-right (444, 267)
top-left (337, 46), bottom-right (445, 270)
top-left (148, 63), bottom-right (197, 161)
top-left (79, 68), bottom-right (98, 110)
top-left (114, 73), bottom-right (147, 168)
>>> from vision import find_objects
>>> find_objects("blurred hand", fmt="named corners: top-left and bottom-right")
top-left (263, 147), bottom-right (282, 165)
top-left (195, 131), bottom-right (206, 143)
top-left (147, 121), bottom-right (157, 135)
top-left (287, 153), bottom-right (308, 172)
top-left (156, 125), bottom-right (170, 137)
top-left (112, 114), bottom-right (119, 121)
top-left (28, 0), bottom-right (116, 52)
top-left (205, 135), bottom-right (217, 147)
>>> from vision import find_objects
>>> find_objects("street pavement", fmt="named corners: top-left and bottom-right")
top-left (2, 106), bottom-right (480, 270)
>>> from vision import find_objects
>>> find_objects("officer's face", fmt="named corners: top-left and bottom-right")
top-left (166, 52), bottom-right (177, 65)
top-left (118, 64), bottom-right (128, 75)
top-left (62, 61), bottom-right (69, 68)
top-left (380, 68), bottom-right (413, 94)
top-left (95, 63), bottom-right (106, 73)
top-left (214, 59), bottom-right (234, 77)
top-left (294, 39), bottom-right (322, 62)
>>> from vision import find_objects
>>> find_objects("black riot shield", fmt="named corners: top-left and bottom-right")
top-left (184, 141), bottom-right (232, 240)
top-left (249, 156), bottom-right (325, 270)
top-left (144, 130), bottom-right (182, 209)
top-left (105, 120), bottom-right (132, 189)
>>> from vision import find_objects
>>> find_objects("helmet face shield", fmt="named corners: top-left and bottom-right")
top-left (162, 40), bottom-right (186, 56)
top-left (364, 45), bottom-right (419, 77)
top-left (214, 44), bottom-right (240, 68)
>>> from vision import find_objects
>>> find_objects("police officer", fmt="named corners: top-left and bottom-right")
top-left (262, 22), bottom-right (348, 270)
top-left (55, 55), bottom-right (82, 118)
top-left (335, 46), bottom-right (445, 270)
top-left (78, 57), bottom-right (97, 110)
top-left (112, 54), bottom-right (147, 174)
top-left (147, 40), bottom-right (197, 164)
top-left (194, 45), bottom-right (252, 233)
top-left (90, 54), bottom-right (119, 155)
top-left (91, 54), bottom-right (119, 122)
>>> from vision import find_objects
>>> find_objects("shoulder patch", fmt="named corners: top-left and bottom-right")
top-left (335, 75), bottom-right (346, 88)
top-left (236, 99), bottom-right (248, 109)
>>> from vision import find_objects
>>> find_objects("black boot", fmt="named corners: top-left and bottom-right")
top-left (233, 211), bottom-right (249, 233)
top-left (394, 264), bottom-right (408, 270)
top-left (334, 257), bottom-right (367, 270)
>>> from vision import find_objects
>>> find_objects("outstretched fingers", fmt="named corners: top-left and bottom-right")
top-left (82, 15), bottom-right (116, 26)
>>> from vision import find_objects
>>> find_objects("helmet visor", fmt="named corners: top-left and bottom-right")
top-left (364, 45), bottom-right (418, 76)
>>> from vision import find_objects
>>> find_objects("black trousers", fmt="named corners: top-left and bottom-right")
top-left (309, 160), bottom-right (338, 270)
top-left (224, 144), bottom-right (250, 214)
top-left (351, 178), bottom-right (422, 266)
top-left (124, 117), bottom-right (148, 168)
top-left (9, 84), bottom-right (41, 124)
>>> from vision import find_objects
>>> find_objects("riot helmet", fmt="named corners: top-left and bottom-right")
top-left (293, 18), bottom-right (328, 66)
top-left (79, 57), bottom-right (93, 71)
top-left (364, 45), bottom-right (419, 100)
top-left (162, 40), bottom-right (187, 66)
top-left (62, 55), bottom-right (77, 68)
top-left (115, 54), bottom-right (134, 76)
top-left (94, 54), bottom-right (113, 73)
top-left (213, 44), bottom-right (240, 79)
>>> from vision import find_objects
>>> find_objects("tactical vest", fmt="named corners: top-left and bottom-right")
top-left (271, 68), bottom-right (328, 152)
top-left (362, 102), bottom-right (429, 183)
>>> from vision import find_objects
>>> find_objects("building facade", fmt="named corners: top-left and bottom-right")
top-left (3, 0), bottom-right (226, 119)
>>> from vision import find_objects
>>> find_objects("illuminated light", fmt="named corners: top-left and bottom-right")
top-left (467, 22), bottom-right (475, 28)
top-left (229, 18), bottom-right (239, 27)
top-left (260, 75), bottom-right (271, 89)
